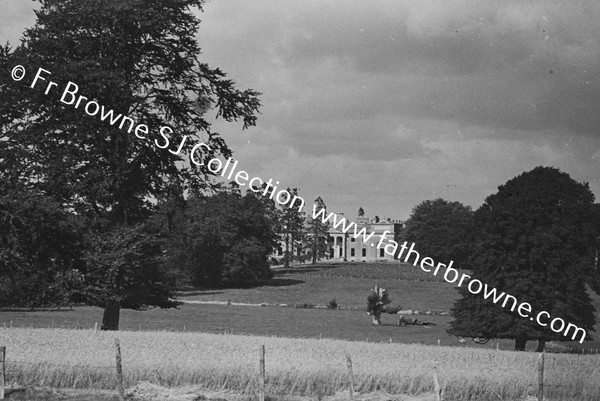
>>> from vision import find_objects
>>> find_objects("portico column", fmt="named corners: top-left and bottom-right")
top-left (343, 233), bottom-right (348, 261)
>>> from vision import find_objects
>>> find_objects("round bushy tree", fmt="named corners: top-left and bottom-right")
top-left (449, 166), bottom-right (600, 351)
top-left (367, 285), bottom-right (391, 325)
top-left (403, 198), bottom-right (475, 268)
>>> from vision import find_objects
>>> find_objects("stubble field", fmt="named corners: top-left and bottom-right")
top-left (2, 327), bottom-right (600, 401)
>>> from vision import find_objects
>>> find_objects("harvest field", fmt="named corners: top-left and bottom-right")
top-left (1, 328), bottom-right (600, 401)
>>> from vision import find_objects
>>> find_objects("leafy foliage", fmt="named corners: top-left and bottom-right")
top-left (83, 223), bottom-right (179, 311)
top-left (0, 186), bottom-right (85, 307)
top-left (305, 196), bottom-right (329, 264)
top-left (165, 189), bottom-right (277, 287)
top-left (278, 188), bottom-right (305, 267)
top-left (367, 285), bottom-right (391, 316)
top-left (403, 198), bottom-right (475, 268)
top-left (449, 166), bottom-right (600, 350)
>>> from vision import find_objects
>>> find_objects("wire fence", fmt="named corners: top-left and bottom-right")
top-left (0, 343), bottom-right (594, 401)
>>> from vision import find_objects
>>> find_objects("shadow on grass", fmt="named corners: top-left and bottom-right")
top-left (260, 278), bottom-right (305, 287)
top-left (175, 290), bottom-right (225, 297)
top-left (177, 277), bottom-right (306, 295)
top-left (274, 265), bottom-right (340, 275)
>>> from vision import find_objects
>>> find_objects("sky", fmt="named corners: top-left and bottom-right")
top-left (2, 0), bottom-right (600, 220)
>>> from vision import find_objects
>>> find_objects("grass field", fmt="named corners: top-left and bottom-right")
top-left (281, 262), bottom-right (470, 283)
top-left (176, 269), bottom-right (460, 311)
top-left (1, 327), bottom-right (600, 401)
top-left (0, 304), bottom-right (473, 347)
top-left (2, 263), bottom-right (599, 351)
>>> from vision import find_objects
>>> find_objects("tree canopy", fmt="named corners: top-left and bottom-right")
top-left (165, 189), bottom-right (277, 287)
top-left (279, 188), bottom-right (305, 267)
top-left (0, 186), bottom-right (85, 308)
top-left (403, 198), bottom-right (475, 268)
top-left (305, 196), bottom-right (329, 264)
top-left (449, 166), bottom-right (600, 351)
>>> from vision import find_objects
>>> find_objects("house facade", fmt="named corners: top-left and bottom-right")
top-left (328, 214), bottom-right (403, 262)
top-left (273, 212), bottom-right (403, 263)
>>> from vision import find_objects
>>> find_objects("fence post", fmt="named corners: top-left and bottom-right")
top-left (433, 364), bottom-right (443, 401)
top-left (537, 351), bottom-right (544, 401)
top-left (258, 345), bottom-right (265, 401)
top-left (0, 346), bottom-right (5, 400)
top-left (345, 354), bottom-right (355, 401)
top-left (114, 339), bottom-right (125, 401)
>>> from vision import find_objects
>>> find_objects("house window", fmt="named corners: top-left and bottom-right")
top-left (362, 248), bottom-right (366, 257)
top-left (351, 248), bottom-right (355, 257)
top-left (379, 248), bottom-right (385, 257)
top-left (351, 237), bottom-right (355, 242)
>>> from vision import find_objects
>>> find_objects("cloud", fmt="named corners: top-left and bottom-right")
top-left (2, 0), bottom-right (599, 218)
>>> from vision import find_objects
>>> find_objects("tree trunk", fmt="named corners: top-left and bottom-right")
top-left (291, 232), bottom-right (296, 265)
top-left (514, 336), bottom-right (527, 351)
top-left (101, 302), bottom-right (121, 331)
top-left (312, 224), bottom-right (318, 265)
top-left (371, 307), bottom-right (383, 325)
top-left (536, 339), bottom-right (546, 352)
top-left (284, 232), bottom-right (290, 268)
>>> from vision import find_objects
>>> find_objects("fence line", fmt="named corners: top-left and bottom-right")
top-left (0, 346), bottom-right (5, 400)
top-left (114, 339), bottom-right (125, 401)
top-left (0, 343), bottom-right (582, 401)
top-left (345, 353), bottom-right (355, 401)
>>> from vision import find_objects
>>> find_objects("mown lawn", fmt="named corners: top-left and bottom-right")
top-left (1, 262), bottom-right (599, 352)
top-left (0, 303), bottom-right (462, 346)
top-left (176, 271), bottom-right (460, 312)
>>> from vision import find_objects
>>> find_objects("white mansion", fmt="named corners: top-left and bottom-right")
top-left (274, 212), bottom-right (403, 263)
top-left (328, 213), bottom-right (403, 262)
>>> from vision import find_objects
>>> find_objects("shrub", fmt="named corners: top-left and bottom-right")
top-left (327, 299), bottom-right (338, 310)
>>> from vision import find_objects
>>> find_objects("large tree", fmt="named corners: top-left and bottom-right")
top-left (84, 222), bottom-right (179, 330)
top-left (0, 0), bottom-right (260, 329)
top-left (403, 198), bottom-right (475, 268)
top-left (449, 166), bottom-right (600, 351)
